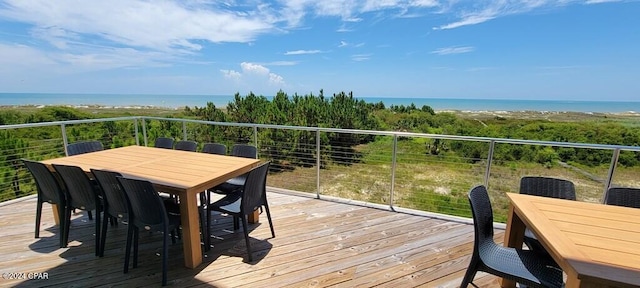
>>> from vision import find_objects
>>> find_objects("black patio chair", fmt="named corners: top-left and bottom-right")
top-left (201, 142), bottom-right (227, 155)
top-left (519, 176), bottom-right (576, 253)
top-left (206, 162), bottom-right (274, 261)
top-left (154, 137), bottom-right (174, 149)
top-left (117, 176), bottom-right (181, 286)
top-left (604, 187), bottom-right (640, 208)
top-left (90, 169), bottom-right (128, 257)
top-left (461, 185), bottom-right (564, 288)
top-left (174, 140), bottom-right (197, 152)
top-left (22, 159), bottom-right (68, 248)
top-left (52, 164), bottom-right (103, 256)
top-left (197, 142), bottom-right (228, 244)
top-left (210, 144), bottom-right (257, 195)
top-left (66, 140), bottom-right (104, 156)
top-left (203, 144), bottom-right (258, 250)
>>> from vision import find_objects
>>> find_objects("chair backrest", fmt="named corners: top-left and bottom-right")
top-left (154, 137), bottom-right (174, 149)
top-left (175, 140), bottom-right (198, 152)
top-left (241, 162), bottom-right (270, 212)
top-left (202, 143), bottom-right (227, 155)
top-left (605, 187), bottom-right (640, 208)
top-left (67, 141), bottom-right (104, 156)
top-left (91, 169), bottom-right (128, 218)
top-left (116, 177), bottom-right (168, 229)
top-left (519, 176), bottom-right (576, 200)
top-left (22, 159), bottom-right (65, 204)
top-left (53, 164), bottom-right (100, 211)
top-left (231, 144), bottom-right (257, 159)
top-left (468, 185), bottom-right (495, 245)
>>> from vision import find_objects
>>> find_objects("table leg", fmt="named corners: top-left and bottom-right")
top-left (51, 204), bottom-right (60, 226)
top-left (179, 193), bottom-right (203, 269)
top-left (501, 204), bottom-right (525, 288)
top-left (564, 274), bottom-right (581, 288)
top-left (248, 210), bottom-right (260, 224)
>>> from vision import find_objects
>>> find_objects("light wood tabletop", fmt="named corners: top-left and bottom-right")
top-left (503, 193), bottom-right (640, 288)
top-left (41, 145), bottom-right (261, 269)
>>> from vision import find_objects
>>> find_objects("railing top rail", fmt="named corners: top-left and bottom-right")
top-left (2, 115), bottom-right (640, 152)
top-left (0, 116), bottom-right (140, 130)
top-left (141, 116), bottom-right (640, 152)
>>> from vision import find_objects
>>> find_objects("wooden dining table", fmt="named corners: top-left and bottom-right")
top-left (503, 193), bottom-right (640, 288)
top-left (41, 145), bottom-right (261, 269)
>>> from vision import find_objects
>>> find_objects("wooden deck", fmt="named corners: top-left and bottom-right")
top-left (0, 190), bottom-right (503, 287)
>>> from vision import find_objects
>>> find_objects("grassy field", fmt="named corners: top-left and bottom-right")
top-left (266, 133), bottom-right (640, 222)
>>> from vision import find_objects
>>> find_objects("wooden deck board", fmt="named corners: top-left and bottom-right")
top-left (0, 191), bottom-right (504, 287)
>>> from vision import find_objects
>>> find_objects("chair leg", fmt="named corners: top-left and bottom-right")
top-left (162, 227), bottom-right (169, 286)
top-left (240, 215), bottom-right (252, 262)
top-left (88, 210), bottom-right (93, 220)
top-left (124, 224), bottom-right (133, 273)
top-left (35, 201), bottom-right (43, 239)
top-left (264, 203), bottom-right (275, 238)
top-left (201, 191), bottom-right (210, 252)
top-left (56, 203), bottom-right (67, 248)
top-left (63, 207), bottom-right (72, 248)
top-left (170, 230), bottom-right (176, 245)
top-left (460, 254), bottom-right (480, 288)
top-left (133, 228), bottom-right (139, 268)
top-left (95, 209), bottom-right (101, 256)
top-left (100, 212), bottom-right (109, 257)
top-left (198, 203), bottom-right (205, 250)
top-left (205, 191), bottom-right (212, 251)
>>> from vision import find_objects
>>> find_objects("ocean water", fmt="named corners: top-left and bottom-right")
top-left (1, 93), bottom-right (639, 113)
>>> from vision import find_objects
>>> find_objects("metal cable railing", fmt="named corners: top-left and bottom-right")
top-left (2, 116), bottom-right (639, 221)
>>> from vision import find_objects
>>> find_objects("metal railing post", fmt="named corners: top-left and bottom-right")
top-left (61, 124), bottom-right (69, 156)
top-left (134, 118), bottom-right (140, 146)
top-left (182, 121), bottom-right (187, 140)
top-left (602, 149), bottom-right (620, 202)
top-left (484, 140), bottom-right (496, 187)
top-left (253, 126), bottom-right (258, 157)
top-left (142, 118), bottom-right (148, 147)
top-left (390, 134), bottom-right (398, 210)
top-left (316, 129), bottom-right (321, 199)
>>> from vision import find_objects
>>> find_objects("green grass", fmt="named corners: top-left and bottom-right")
top-left (268, 138), bottom-right (640, 223)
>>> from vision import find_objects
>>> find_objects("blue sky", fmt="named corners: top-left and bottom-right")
top-left (0, 0), bottom-right (639, 101)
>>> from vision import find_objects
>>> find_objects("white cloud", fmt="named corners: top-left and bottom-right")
top-left (269, 73), bottom-right (285, 85)
top-left (352, 53), bottom-right (372, 61)
top-left (431, 46), bottom-right (475, 55)
top-left (221, 62), bottom-right (286, 87)
top-left (221, 69), bottom-right (242, 80)
top-left (434, 14), bottom-right (496, 30)
top-left (0, 0), bottom-right (276, 54)
top-left (431, 1), bottom-right (590, 30)
top-left (586, 0), bottom-right (622, 3)
top-left (0, 42), bottom-right (170, 73)
top-left (285, 49), bottom-right (322, 55)
top-left (337, 24), bottom-right (354, 32)
top-left (241, 62), bottom-right (270, 75)
top-left (0, 43), bottom-right (56, 67)
top-left (338, 41), bottom-right (365, 48)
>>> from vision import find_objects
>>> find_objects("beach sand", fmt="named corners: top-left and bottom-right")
top-left (3, 104), bottom-right (639, 123)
